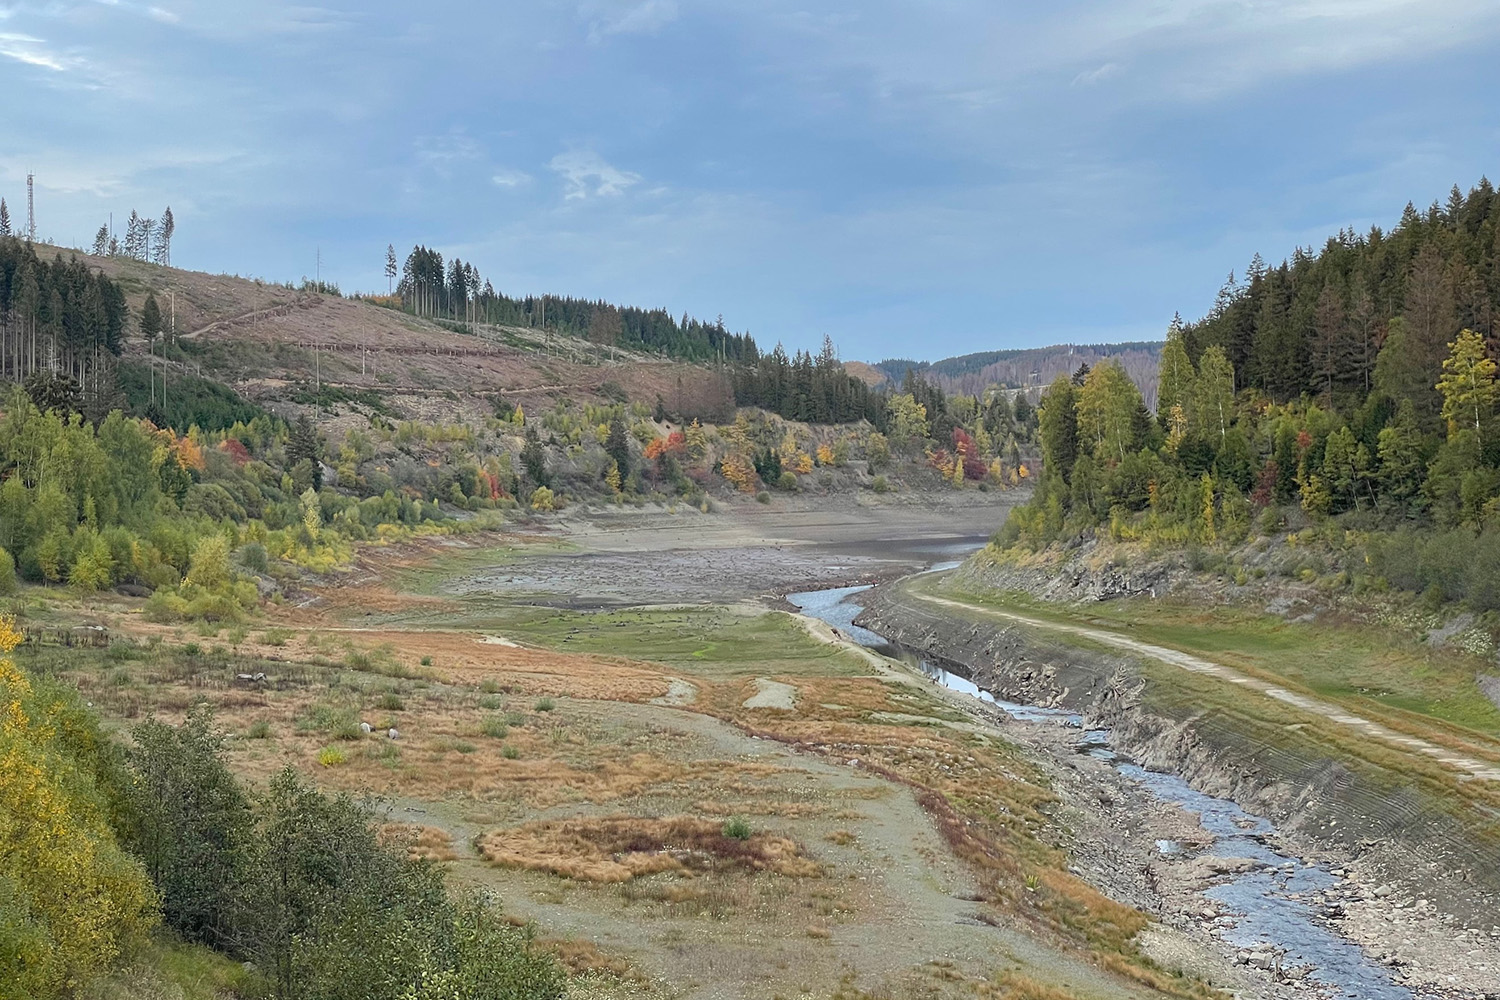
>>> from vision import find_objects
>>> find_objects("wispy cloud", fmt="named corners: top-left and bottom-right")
top-left (1071, 62), bottom-right (1118, 87)
top-left (582, 0), bottom-right (678, 42)
top-left (491, 168), bottom-right (531, 188)
top-left (549, 150), bottom-right (641, 199)
top-left (0, 32), bottom-right (75, 72)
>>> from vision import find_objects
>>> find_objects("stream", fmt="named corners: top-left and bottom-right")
top-left (786, 581), bottom-right (1411, 1000)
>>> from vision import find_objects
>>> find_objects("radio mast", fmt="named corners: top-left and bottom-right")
top-left (26, 173), bottom-right (35, 243)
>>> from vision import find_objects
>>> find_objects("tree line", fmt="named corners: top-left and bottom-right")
top-left (391, 244), bottom-right (759, 363)
top-left (731, 336), bottom-right (884, 424)
top-left (1004, 176), bottom-right (1500, 609)
top-left (0, 235), bottom-right (128, 393)
top-left (90, 207), bottom-right (176, 265)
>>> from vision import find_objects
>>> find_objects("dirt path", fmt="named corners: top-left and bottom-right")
top-left (912, 590), bottom-right (1500, 784)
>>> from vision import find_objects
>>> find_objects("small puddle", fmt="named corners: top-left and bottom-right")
top-left (787, 583), bottom-right (1413, 1000)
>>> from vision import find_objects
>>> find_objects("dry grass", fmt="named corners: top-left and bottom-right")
top-left (379, 823), bottom-right (457, 861)
top-left (476, 815), bottom-right (821, 882)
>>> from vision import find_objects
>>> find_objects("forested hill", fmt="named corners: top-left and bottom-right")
top-left (871, 342), bottom-right (1163, 405)
top-left (1005, 176), bottom-right (1500, 612)
top-left (1180, 181), bottom-right (1500, 406)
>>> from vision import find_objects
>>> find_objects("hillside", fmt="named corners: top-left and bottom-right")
top-left (80, 248), bottom-right (740, 430)
top-left (867, 341), bottom-right (1163, 406)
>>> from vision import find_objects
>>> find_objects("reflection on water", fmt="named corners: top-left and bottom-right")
top-left (788, 581), bottom-right (1411, 1000)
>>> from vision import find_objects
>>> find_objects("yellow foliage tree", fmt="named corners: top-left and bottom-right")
top-left (0, 617), bottom-right (156, 995)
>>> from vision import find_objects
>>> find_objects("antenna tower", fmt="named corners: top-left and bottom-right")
top-left (26, 173), bottom-right (35, 243)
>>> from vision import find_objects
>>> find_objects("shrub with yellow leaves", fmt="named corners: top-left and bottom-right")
top-left (0, 616), bottom-right (157, 996)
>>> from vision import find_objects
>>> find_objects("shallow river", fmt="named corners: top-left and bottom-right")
top-left (786, 580), bottom-right (1410, 1000)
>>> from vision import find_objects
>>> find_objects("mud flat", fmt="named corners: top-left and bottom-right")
top-left (437, 493), bottom-right (1015, 607)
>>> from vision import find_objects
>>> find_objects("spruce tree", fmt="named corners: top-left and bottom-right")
top-left (0, 198), bottom-right (9, 237)
top-left (155, 207), bottom-right (174, 266)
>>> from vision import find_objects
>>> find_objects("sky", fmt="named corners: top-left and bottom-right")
top-left (1, 1), bottom-right (1499, 361)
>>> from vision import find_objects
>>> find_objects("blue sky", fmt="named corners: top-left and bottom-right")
top-left (2, 1), bottom-right (1498, 360)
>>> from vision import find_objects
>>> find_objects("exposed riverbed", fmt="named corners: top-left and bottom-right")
top-left (788, 580), bottom-right (1424, 1000)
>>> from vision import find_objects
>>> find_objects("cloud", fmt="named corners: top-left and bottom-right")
top-left (491, 168), bottom-right (531, 188)
top-left (147, 7), bottom-right (181, 24)
top-left (583, 0), bottom-right (678, 42)
top-left (548, 150), bottom-right (641, 199)
top-left (0, 32), bottom-right (74, 72)
top-left (1071, 62), bottom-right (1118, 87)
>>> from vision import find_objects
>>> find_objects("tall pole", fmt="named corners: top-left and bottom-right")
top-left (25, 173), bottom-right (35, 244)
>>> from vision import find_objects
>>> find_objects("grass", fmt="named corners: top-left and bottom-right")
top-left (477, 816), bottom-right (819, 882)
top-left (468, 605), bottom-right (872, 680)
top-left (82, 935), bottom-right (253, 1000)
top-left (936, 579), bottom-right (1500, 738)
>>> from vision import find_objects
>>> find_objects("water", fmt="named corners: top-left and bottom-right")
top-left (787, 581), bottom-right (1412, 999)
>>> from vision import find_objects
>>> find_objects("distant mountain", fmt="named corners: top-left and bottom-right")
top-left (861, 341), bottom-right (1164, 408)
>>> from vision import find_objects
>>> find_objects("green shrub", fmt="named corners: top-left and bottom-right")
top-left (534, 697), bottom-right (555, 713)
top-left (143, 589), bottom-right (191, 623)
top-left (480, 718), bottom-right (509, 739)
top-left (247, 720), bottom-right (272, 739)
top-left (376, 692), bottom-right (405, 711)
top-left (420, 655), bottom-right (434, 667)
top-left (755, 491), bottom-right (771, 504)
top-left (0, 546), bottom-right (16, 596)
top-left (259, 628), bottom-right (292, 647)
top-left (722, 816), bottom-right (751, 840)
top-left (871, 475), bottom-right (889, 494)
top-left (501, 745), bottom-right (520, 760)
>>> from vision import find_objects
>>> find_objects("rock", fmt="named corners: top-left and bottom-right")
top-left (1247, 950), bottom-right (1276, 970)
top-left (1374, 883), bottom-right (1396, 898)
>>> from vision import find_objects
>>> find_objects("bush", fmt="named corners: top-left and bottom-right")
top-left (777, 471), bottom-right (798, 491)
top-left (237, 542), bottom-right (269, 574)
top-left (317, 746), bottom-right (348, 767)
top-left (501, 745), bottom-right (520, 760)
top-left (722, 816), bottom-right (752, 840)
top-left (871, 475), bottom-right (889, 494)
top-left (376, 692), bottom-right (405, 711)
top-left (421, 655), bottom-right (434, 667)
top-left (534, 697), bottom-right (555, 713)
top-left (530, 485), bottom-right (556, 511)
top-left (0, 546), bottom-right (17, 596)
top-left (480, 718), bottom-right (509, 739)
top-left (248, 720), bottom-right (272, 739)
top-left (755, 491), bottom-right (771, 504)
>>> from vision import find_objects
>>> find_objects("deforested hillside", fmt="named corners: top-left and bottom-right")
top-left (73, 247), bottom-right (741, 429)
top-left (872, 341), bottom-right (1163, 406)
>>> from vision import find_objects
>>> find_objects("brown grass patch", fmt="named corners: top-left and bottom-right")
top-left (825, 829), bottom-right (856, 846)
top-left (379, 823), bottom-right (457, 861)
top-left (477, 815), bottom-right (821, 882)
top-left (538, 938), bottom-right (641, 980)
top-left (349, 629), bottom-right (674, 702)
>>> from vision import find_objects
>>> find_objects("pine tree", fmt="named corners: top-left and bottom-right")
top-left (154, 207), bottom-right (174, 266)
top-left (140, 293), bottom-right (162, 347)
top-left (92, 225), bottom-right (109, 256)
top-left (0, 198), bottom-right (9, 237)
top-left (385, 244), bottom-right (397, 294)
